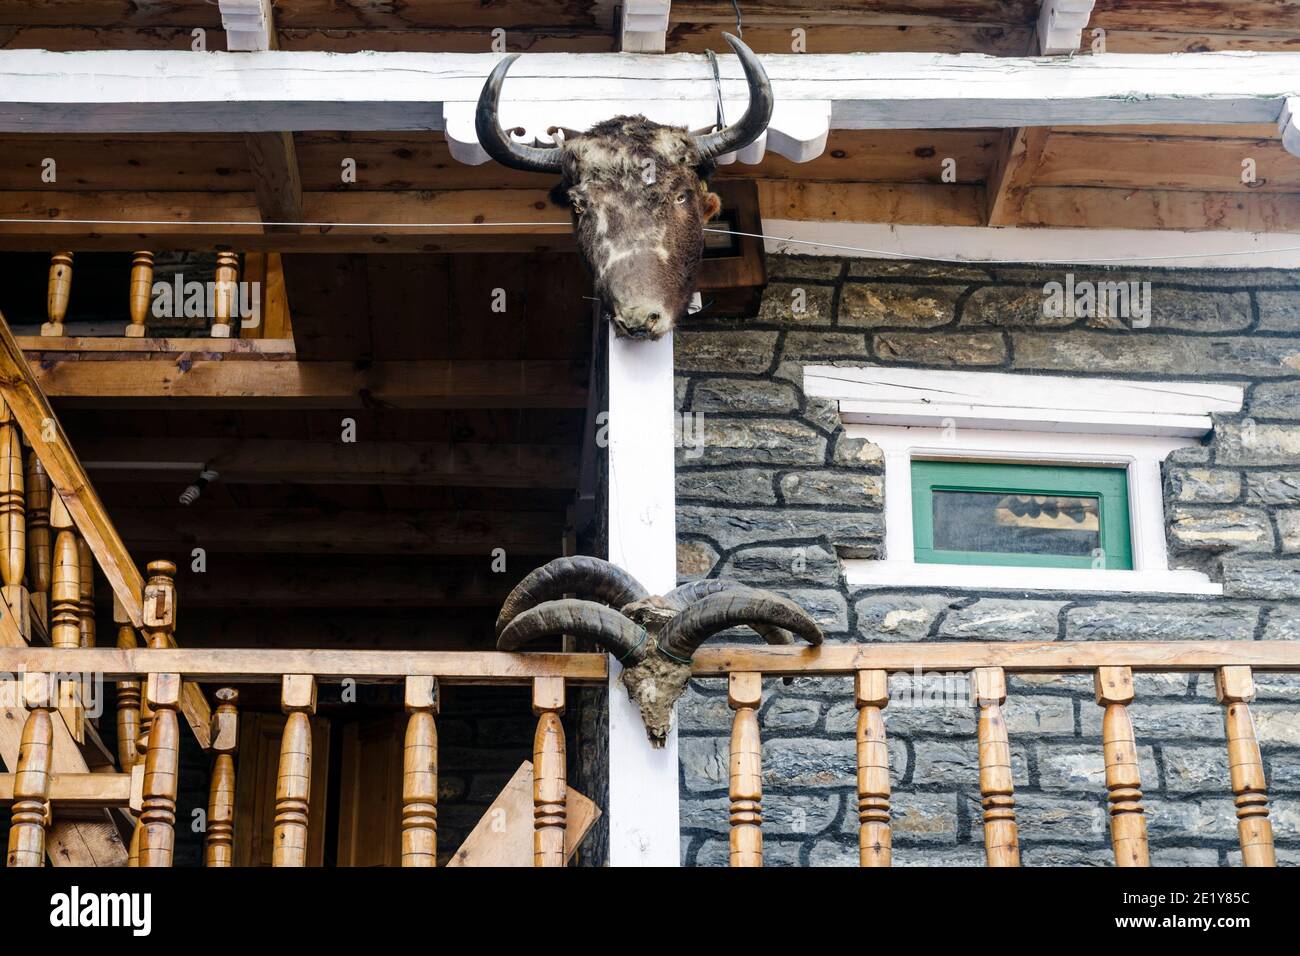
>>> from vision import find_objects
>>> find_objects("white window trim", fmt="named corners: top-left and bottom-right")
top-left (804, 366), bottom-right (1245, 596)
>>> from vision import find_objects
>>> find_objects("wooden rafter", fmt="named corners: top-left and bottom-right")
top-left (1037, 0), bottom-right (1096, 55)
top-left (219, 0), bottom-right (274, 52)
top-left (621, 0), bottom-right (671, 52)
top-left (985, 127), bottom-right (1050, 226)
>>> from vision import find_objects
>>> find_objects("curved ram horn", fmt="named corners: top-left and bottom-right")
top-left (656, 587), bottom-right (823, 663)
top-left (475, 54), bottom-right (565, 173)
top-left (495, 556), bottom-right (650, 637)
top-left (497, 598), bottom-right (649, 665)
top-left (662, 578), bottom-right (797, 645)
top-left (691, 33), bottom-right (774, 160)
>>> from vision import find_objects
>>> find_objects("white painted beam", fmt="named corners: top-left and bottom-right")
top-left (621, 0), bottom-right (671, 53)
top-left (219, 0), bottom-right (274, 52)
top-left (2, 49), bottom-right (1298, 158)
top-left (1037, 0), bottom-right (1096, 55)
top-left (606, 331), bottom-right (680, 867)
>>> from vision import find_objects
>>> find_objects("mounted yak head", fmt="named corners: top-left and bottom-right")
top-left (495, 556), bottom-right (823, 746)
top-left (475, 34), bottom-right (773, 341)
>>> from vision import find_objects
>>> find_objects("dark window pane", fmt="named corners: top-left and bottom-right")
top-left (931, 491), bottom-right (1100, 557)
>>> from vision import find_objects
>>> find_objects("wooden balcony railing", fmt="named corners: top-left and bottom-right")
top-left (690, 641), bottom-right (1300, 868)
top-left (35, 250), bottom-right (291, 342)
top-left (0, 646), bottom-right (607, 867)
top-left (0, 309), bottom-right (217, 866)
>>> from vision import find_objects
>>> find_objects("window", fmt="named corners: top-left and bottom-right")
top-left (911, 461), bottom-right (1132, 570)
top-left (803, 365), bottom-right (1245, 595)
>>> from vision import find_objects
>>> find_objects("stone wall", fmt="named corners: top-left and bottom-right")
top-left (673, 255), bottom-right (1300, 866)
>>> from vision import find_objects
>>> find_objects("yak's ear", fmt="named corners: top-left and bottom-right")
top-left (549, 181), bottom-right (573, 207)
top-left (700, 190), bottom-right (722, 222)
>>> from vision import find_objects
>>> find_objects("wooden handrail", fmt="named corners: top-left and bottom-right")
top-left (689, 641), bottom-right (1289, 869)
top-left (0, 308), bottom-right (213, 749)
top-left (0, 647), bottom-right (609, 683)
top-left (691, 641), bottom-right (1300, 675)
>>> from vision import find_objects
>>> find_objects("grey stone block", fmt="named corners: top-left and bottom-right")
top-left (691, 417), bottom-right (828, 466)
top-left (676, 468), bottom-right (776, 504)
top-left (758, 282), bottom-right (835, 327)
top-left (1216, 421), bottom-right (1300, 466)
top-left (676, 330), bottom-right (778, 373)
top-left (1012, 332), bottom-right (1300, 378)
top-left (688, 377), bottom-right (801, 414)
top-left (1167, 505), bottom-right (1274, 552)
top-left (677, 539), bottom-right (720, 578)
top-left (1248, 380), bottom-right (1300, 419)
top-left (720, 543), bottom-right (843, 587)
top-left (1256, 289), bottom-right (1300, 333)
top-left (854, 591), bottom-right (954, 641)
top-left (1036, 743), bottom-right (1159, 791)
top-left (873, 331), bottom-right (1007, 366)
top-left (840, 282), bottom-right (962, 328)
top-left (1247, 471), bottom-right (1300, 504)
top-left (961, 285), bottom-right (1073, 328)
top-left (1222, 557), bottom-right (1300, 599)
top-left (938, 598), bottom-right (1063, 641)
top-left (779, 470), bottom-right (882, 506)
top-left (1066, 601), bottom-right (1259, 642)
top-left (1165, 468), bottom-right (1242, 504)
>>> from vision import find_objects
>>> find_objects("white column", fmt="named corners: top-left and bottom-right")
top-left (606, 330), bottom-right (680, 866)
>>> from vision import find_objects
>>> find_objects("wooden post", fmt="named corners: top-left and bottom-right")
top-left (24, 446), bottom-right (51, 627)
top-left (49, 493), bottom-right (82, 741)
top-left (113, 594), bottom-right (142, 769)
top-left (531, 676), bottom-right (566, 867)
top-left (1216, 666), bottom-right (1276, 867)
top-left (1095, 666), bottom-right (1150, 866)
top-left (205, 688), bottom-right (239, 867)
top-left (401, 675), bottom-right (439, 867)
top-left (0, 400), bottom-right (27, 634)
top-left (139, 672), bottom-right (181, 866)
top-left (211, 251), bottom-right (238, 338)
top-left (76, 536), bottom-right (95, 648)
top-left (974, 666), bottom-right (1020, 867)
top-left (42, 252), bottom-right (73, 337)
top-left (728, 671), bottom-right (763, 867)
top-left (273, 674), bottom-right (316, 867)
top-left (126, 251), bottom-right (154, 338)
top-left (6, 673), bottom-right (52, 867)
top-left (856, 669), bottom-right (891, 867)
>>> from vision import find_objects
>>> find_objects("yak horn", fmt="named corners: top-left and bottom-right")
top-left (475, 54), bottom-right (565, 173)
top-left (656, 587), bottom-right (822, 663)
top-left (495, 556), bottom-right (649, 637)
top-left (691, 33), bottom-right (774, 160)
top-left (497, 598), bottom-right (649, 665)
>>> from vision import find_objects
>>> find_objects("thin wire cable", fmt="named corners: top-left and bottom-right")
top-left (1, 213), bottom-right (1295, 265)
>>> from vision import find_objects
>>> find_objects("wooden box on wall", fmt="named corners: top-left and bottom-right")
top-left (696, 179), bottom-right (765, 318)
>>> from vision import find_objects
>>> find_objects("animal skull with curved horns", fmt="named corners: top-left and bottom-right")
top-left (475, 34), bottom-right (773, 342)
top-left (496, 556), bottom-right (823, 746)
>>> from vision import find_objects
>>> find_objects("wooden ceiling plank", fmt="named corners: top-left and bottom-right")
top-left (77, 437), bottom-right (581, 488)
top-left (111, 507), bottom-right (564, 554)
top-left (26, 357), bottom-right (588, 408)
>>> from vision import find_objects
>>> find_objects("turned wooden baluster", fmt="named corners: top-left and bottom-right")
top-left (133, 559), bottom-right (178, 864)
top-left (0, 399), bottom-right (27, 635)
top-left (6, 673), bottom-right (53, 867)
top-left (139, 672), bottom-right (181, 866)
top-left (205, 688), bottom-right (239, 867)
top-left (113, 594), bottom-right (142, 769)
top-left (974, 666), bottom-right (1020, 867)
top-left (856, 669), bottom-right (892, 867)
top-left (402, 676), bottom-right (439, 867)
top-left (729, 671), bottom-right (763, 867)
top-left (211, 251), bottom-right (238, 338)
top-left (76, 536), bottom-right (95, 648)
top-left (24, 445), bottom-right (51, 627)
top-left (1095, 666), bottom-right (1150, 866)
top-left (49, 493), bottom-right (83, 741)
top-left (126, 251), bottom-right (154, 338)
top-left (1217, 666), bottom-right (1277, 867)
top-left (532, 676), bottom-right (566, 867)
top-left (42, 252), bottom-right (73, 336)
top-left (273, 674), bottom-right (316, 867)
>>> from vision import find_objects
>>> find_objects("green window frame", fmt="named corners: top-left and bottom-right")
top-left (911, 460), bottom-right (1133, 570)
